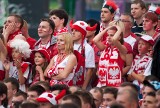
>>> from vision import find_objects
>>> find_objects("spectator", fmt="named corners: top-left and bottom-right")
top-left (0, 82), bottom-right (8, 108)
top-left (34, 18), bottom-right (57, 58)
top-left (45, 32), bottom-right (77, 86)
top-left (116, 89), bottom-right (138, 108)
top-left (89, 87), bottom-right (103, 108)
top-left (4, 77), bottom-right (19, 107)
top-left (70, 20), bottom-right (96, 90)
top-left (131, 0), bottom-right (147, 36)
top-left (49, 9), bottom-right (69, 36)
top-left (3, 39), bottom-right (31, 92)
top-left (101, 87), bottom-right (118, 108)
top-left (27, 85), bottom-right (46, 100)
top-left (31, 48), bottom-right (50, 85)
top-left (93, 21), bottom-right (127, 87)
top-left (12, 90), bottom-right (27, 108)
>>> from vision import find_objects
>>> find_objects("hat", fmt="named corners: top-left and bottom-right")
top-left (70, 20), bottom-right (97, 37)
top-left (102, 0), bottom-right (118, 14)
top-left (32, 48), bottom-right (50, 62)
top-left (36, 92), bottom-right (57, 105)
top-left (140, 35), bottom-right (154, 45)
top-left (148, 4), bottom-right (160, 15)
top-left (36, 90), bottom-right (66, 105)
top-left (143, 80), bottom-right (160, 91)
top-left (10, 39), bottom-right (31, 58)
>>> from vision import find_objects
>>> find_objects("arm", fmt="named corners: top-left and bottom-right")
top-left (112, 26), bottom-right (127, 55)
top-left (93, 28), bottom-right (107, 51)
top-left (36, 66), bottom-right (45, 81)
top-left (3, 23), bottom-right (16, 44)
top-left (52, 54), bottom-right (77, 80)
top-left (0, 38), bottom-right (7, 58)
top-left (131, 71), bottom-right (145, 83)
top-left (44, 56), bottom-right (55, 77)
top-left (122, 53), bottom-right (133, 76)
top-left (82, 68), bottom-right (93, 89)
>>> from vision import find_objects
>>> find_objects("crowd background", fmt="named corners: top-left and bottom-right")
top-left (0, 0), bottom-right (160, 108)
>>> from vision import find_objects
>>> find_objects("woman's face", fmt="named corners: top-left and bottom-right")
top-left (106, 29), bottom-right (116, 45)
top-left (12, 48), bottom-right (23, 61)
top-left (34, 52), bottom-right (46, 66)
top-left (57, 35), bottom-right (65, 50)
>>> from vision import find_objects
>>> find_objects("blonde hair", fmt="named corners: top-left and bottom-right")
top-left (108, 20), bottom-right (125, 44)
top-left (57, 32), bottom-right (74, 54)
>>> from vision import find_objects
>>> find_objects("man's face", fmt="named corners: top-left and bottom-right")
top-left (12, 95), bottom-right (25, 107)
top-left (120, 15), bottom-right (132, 31)
top-left (102, 93), bottom-right (115, 108)
top-left (38, 21), bottom-right (53, 38)
top-left (5, 82), bottom-right (16, 100)
top-left (90, 89), bottom-right (102, 108)
top-left (72, 29), bottom-right (82, 42)
top-left (27, 91), bottom-right (39, 100)
top-left (143, 17), bottom-right (156, 31)
top-left (50, 15), bottom-right (63, 30)
top-left (131, 3), bottom-right (145, 20)
top-left (101, 8), bottom-right (113, 23)
top-left (142, 86), bottom-right (155, 99)
top-left (142, 95), bottom-right (156, 108)
top-left (116, 93), bottom-right (132, 108)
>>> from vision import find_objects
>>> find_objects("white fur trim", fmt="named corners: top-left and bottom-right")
top-left (10, 39), bottom-right (31, 58)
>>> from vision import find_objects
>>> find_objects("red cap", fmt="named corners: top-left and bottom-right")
top-left (33, 48), bottom-right (50, 62)
top-left (102, 0), bottom-right (117, 13)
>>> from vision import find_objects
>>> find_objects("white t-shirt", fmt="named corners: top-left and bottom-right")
top-left (74, 40), bottom-right (95, 68)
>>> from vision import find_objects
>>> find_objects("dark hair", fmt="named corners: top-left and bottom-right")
top-left (20, 100), bottom-right (40, 108)
top-left (120, 82), bottom-right (139, 93)
top-left (144, 75), bottom-right (159, 82)
top-left (146, 92), bottom-right (156, 97)
top-left (50, 84), bottom-right (71, 95)
top-left (49, 9), bottom-right (68, 27)
top-left (40, 18), bottom-right (55, 35)
top-left (34, 81), bottom-right (50, 91)
top-left (32, 52), bottom-right (48, 81)
top-left (86, 19), bottom-right (100, 35)
top-left (131, 0), bottom-right (147, 10)
top-left (9, 14), bottom-right (24, 29)
top-left (62, 94), bottom-right (81, 108)
top-left (103, 87), bottom-right (118, 99)
top-left (14, 90), bottom-right (27, 100)
top-left (4, 77), bottom-right (19, 91)
top-left (110, 102), bottom-right (125, 108)
top-left (0, 82), bottom-right (8, 107)
top-left (59, 103), bottom-right (79, 108)
top-left (28, 85), bottom-right (46, 96)
top-left (74, 90), bottom-right (96, 108)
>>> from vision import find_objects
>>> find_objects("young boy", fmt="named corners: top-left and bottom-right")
top-left (127, 35), bottom-right (154, 89)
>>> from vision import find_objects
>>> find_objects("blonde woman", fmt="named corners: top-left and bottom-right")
top-left (45, 32), bottom-right (77, 86)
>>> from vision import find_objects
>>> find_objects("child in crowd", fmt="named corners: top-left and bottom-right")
top-left (31, 48), bottom-right (50, 85)
top-left (127, 35), bottom-right (153, 89)
top-left (3, 39), bottom-right (31, 92)
top-left (93, 20), bottom-right (127, 87)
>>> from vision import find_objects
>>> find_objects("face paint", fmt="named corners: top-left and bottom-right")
top-left (59, 41), bottom-right (65, 45)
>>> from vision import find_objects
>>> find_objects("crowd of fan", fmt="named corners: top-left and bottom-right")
top-left (0, 0), bottom-right (160, 108)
